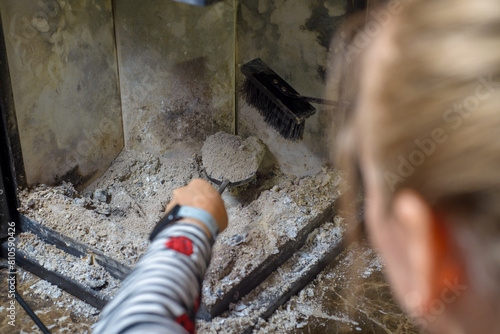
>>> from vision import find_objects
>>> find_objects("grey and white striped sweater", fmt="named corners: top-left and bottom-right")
top-left (93, 223), bottom-right (213, 334)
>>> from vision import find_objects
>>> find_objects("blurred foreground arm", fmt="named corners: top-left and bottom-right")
top-left (93, 179), bottom-right (227, 334)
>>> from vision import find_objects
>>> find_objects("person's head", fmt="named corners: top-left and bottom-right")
top-left (332, 0), bottom-right (500, 332)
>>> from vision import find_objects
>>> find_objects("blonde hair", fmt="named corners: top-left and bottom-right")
top-left (331, 0), bottom-right (500, 290)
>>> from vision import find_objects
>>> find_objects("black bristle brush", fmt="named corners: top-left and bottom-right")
top-left (240, 58), bottom-right (343, 141)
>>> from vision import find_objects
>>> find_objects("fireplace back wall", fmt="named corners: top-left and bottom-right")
top-left (0, 0), bottom-right (349, 188)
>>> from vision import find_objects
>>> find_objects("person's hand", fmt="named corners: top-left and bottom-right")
top-left (165, 179), bottom-right (228, 238)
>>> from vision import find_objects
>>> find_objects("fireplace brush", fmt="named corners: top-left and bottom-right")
top-left (240, 58), bottom-right (349, 141)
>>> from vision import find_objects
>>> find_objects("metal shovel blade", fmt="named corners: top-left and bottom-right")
top-left (201, 132), bottom-right (266, 194)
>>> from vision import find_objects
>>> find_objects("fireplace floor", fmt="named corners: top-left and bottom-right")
top-left (1, 244), bottom-right (419, 333)
top-left (13, 146), bottom-right (417, 333)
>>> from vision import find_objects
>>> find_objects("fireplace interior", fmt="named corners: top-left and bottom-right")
top-left (0, 1), bottom-right (418, 333)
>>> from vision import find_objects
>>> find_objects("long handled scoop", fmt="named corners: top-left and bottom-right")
top-left (201, 132), bottom-right (266, 194)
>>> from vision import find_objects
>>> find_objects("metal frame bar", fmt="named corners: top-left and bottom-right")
top-left (0, 7), bottom-right (22, 241)
top-left (0, 215), bottom-right (132, 310)
top-left (1, 242), bottom-right (111, 310)
top-left (19, 215), bottom-right (131, 281)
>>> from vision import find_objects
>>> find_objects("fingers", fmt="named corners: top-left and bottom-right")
top-left (164, 179), bottom-right (228, 234)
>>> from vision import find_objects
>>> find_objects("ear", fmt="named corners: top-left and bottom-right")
top-left (392, 189), bottom-right (463, 314)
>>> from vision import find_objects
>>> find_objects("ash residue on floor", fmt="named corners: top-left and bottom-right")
top-left (202, 166), bottom-right (344, 309)
top-left (15, 146), bottom-right (415, 333)
top-left (18, 150), bottom-right (204, 266)
top-left (17, 232), bottom-right (120, 295)
top-left (196, 217), bottom-right (345, 333)
top-left (197, 241), bottom-right (419, 334)
top-left (253, 243), bottom-right (419, 334)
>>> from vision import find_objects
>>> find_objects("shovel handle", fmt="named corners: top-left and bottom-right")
top-left (217, 179), bottom-right (230, 194)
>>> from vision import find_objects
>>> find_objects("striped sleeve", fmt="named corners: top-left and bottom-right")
top-left (93, 222), bottom-right (213, 334)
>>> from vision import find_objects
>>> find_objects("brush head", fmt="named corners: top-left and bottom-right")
top-left (241, 79), bottom-right (305, 140)
top-left (240, 58), bottom-right (316, 141)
